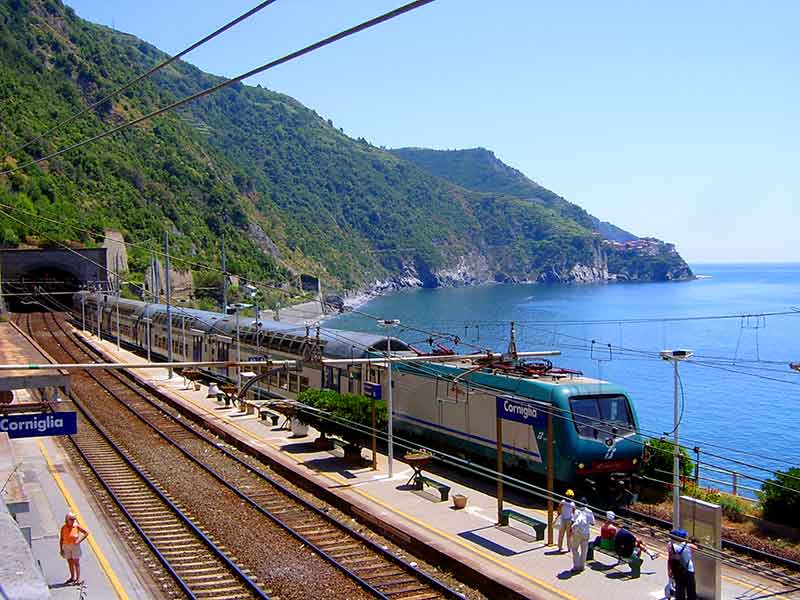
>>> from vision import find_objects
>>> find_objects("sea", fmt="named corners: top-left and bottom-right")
top-left (327, 263), bottom-right (800, 497)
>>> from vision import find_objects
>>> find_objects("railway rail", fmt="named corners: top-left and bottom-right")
top-left (17, 313), bottom-right (267, 600)
top-left (27, 312), bottom-right (465, 600)
top-left (617, 506), bottom-right (800, 590)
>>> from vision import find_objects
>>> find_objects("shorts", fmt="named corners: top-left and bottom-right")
top-left (62, 543), bottom-right (82, 560)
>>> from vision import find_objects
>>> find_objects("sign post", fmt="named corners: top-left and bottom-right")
top-left (1, 412), bottom-right (77, 438)
top-left (364, 382), bottom-right (382, 471)
top-left (495, 396), bottom-right (551, 535)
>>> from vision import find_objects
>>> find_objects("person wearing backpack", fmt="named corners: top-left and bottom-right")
top-left (667, 529), bottom-right (696, 600)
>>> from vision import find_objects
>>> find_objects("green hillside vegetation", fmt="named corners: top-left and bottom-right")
top-left (0, 0), bottom-right (688, 294)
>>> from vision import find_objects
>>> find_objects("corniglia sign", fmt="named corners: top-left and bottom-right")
top-left (0, 412), bottom-right (77, 438)
top-left (495, 395), bottom-right (547, 429)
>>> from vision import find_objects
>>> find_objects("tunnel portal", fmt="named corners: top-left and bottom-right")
top-left (0, 248), bottom-right (108, 311)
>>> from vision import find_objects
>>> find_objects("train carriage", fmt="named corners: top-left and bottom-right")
top-left (74, 291), bottom-right (643, 484)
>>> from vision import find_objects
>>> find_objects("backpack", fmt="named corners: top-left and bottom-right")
top-left (669, 543), bottom-right (688, 579)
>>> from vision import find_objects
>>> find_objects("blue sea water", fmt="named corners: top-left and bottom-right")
top-left (328, 263), bottom-right (800, 495)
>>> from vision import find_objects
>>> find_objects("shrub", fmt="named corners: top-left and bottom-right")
top-left (760, 467), bottom-right (800, 528)
top-left (685, 483), bottom-right (752, 522)
top-left (296, 388), bottom-right (387, 449)
top-left (640, 438), bottom-right (695, 486)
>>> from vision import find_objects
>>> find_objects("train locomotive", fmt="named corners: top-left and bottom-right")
top-left (74, 291), bottom-right (644, 485)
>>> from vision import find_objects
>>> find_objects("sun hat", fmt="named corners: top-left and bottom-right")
top-left (606, 511), bottom-right (616, 521)
top-left (565, 489), bottom-right (575, 497)
top-left (670, 528), bottom-right (688, 539)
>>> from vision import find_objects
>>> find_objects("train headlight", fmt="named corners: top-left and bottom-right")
top-left (632, 458), bottom-right (638, 465)
top-left (578, 463), bottom-right (585, 470)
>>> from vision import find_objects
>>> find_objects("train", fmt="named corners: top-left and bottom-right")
top-left (73, 291), bottom-right (644, 485)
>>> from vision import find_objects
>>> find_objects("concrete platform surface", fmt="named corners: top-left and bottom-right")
top-left (82, 329), bottom-right (799, 600)
top-left (0, 321), bottom-right (69, 393)
top-left (3, 390), bottom-right (159, 600)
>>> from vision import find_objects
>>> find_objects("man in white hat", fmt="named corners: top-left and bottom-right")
top-left (569, 499), bottom-right (595, 572)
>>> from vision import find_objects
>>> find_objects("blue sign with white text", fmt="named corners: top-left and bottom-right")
top-left (496, 396), bottom-right (547, 429)
top-left (0, 412), bottom-right (77, 439)
top-left (363, 382), bottom-right (382, 400)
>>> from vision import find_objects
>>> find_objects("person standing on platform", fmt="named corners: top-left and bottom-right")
top-left (667, 529), bottom-right (697, 600)
top-left (569, 499), bottom-right (595, 572)
top-left (557, 489), bottom-right (576, 552)
top-left (59, 512), bottom-right (89, 585)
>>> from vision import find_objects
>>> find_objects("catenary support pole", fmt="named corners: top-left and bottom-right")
top-left (165, 231), bottom-right (173, 379)
top-left (496, 415), bottom-right (503, 524)
top-left (221, 234), bottom-right (228, 315)
top-left (387, 334), bottom-right (394, 477)
top-left (547, 406), bottom-right (554, 546)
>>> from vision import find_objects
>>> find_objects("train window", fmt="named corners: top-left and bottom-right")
top-left (299, 376), bottom-right (309, 392)
top-left (289, 374), bottom-right (299, 393)
top-left (569, 395), bottom-right (634, 439)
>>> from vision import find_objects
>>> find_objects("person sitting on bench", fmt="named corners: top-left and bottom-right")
top-left (614, 525), bottom-right (656, 560)
top-left (592, 511), bottom-right (618, 551)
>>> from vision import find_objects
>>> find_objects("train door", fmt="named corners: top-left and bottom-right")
top-left (213, 336), bottom-right (232, 378)
top-left (191, 329), bottom-right (204, 363)
top-left (323, 366), bottom-right (341, 392)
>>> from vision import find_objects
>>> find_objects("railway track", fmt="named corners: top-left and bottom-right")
top-left (617, 506), bottom-right (800, 590)
top-left (18, 313), bottom-right (267, 600)
top-left (29, 312), bottom-right (464, 600)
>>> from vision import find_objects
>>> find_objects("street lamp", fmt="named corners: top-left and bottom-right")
top-left (378, 318), bottom-right (400, 477)
top-left (660, 348), bottom-right (693, 529)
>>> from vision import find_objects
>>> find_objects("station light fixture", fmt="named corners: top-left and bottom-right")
top-left (660, 348), bottom-right (693, 530)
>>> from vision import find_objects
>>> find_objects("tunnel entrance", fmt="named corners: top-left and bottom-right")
top-left (3, 266), bottom-right (81, 311)
top-left (0, 248), bottom-right (109, 312)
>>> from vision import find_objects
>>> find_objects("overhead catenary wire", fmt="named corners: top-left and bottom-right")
top-left (1, 0), bottom-right (282, 159)
top-left (0, 0), bottom-right (436, 178)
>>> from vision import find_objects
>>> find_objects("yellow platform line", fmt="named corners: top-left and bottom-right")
top-left (38, 440), bottom-right (129, 600)
top-left (96, 337), bottom-right (791, 600)
top-left (160, 380), bottom-right (577, 600)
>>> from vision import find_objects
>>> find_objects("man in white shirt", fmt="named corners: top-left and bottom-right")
top-left (570, 499), bottom-right (595, 572)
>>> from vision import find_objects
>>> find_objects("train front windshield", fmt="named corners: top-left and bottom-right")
top-left (569, 395), bottom-right (635, 439)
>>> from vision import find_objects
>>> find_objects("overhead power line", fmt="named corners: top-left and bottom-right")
top-left (1, 0), bottom-right (281, 158)
top-left (0, 0), bottom-right (436, 177)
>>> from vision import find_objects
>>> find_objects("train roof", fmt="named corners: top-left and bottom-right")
top-left (77, 292), bottom-right (409, 360)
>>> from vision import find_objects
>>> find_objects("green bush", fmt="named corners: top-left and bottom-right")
top-left (296, 388), bottom-right (387, 449)
top-left (760, 467), bottom-right (800, 527)
top-left (685, 483), bottom-right (752, 522)
top-left (641, 438), bottom-right (695, 483)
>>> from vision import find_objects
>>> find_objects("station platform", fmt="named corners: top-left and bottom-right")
top-left (0, 323), bottom-right (162, 599)
top-left (79, 329), bottom-right (796, 600)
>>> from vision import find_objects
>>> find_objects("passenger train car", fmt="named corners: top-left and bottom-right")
top-left (74, 291), bottom-right (643, 484)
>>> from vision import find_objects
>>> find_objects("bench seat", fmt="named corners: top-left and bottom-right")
top-left (412, 475), bottom-right (450, 502)
top-left (587, 543), bottom-right (643, 578)
top-left (499, 509), bottom-right (547, 541)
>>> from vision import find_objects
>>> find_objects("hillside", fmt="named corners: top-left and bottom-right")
top-left (0, 0), bottom-right (691, 299)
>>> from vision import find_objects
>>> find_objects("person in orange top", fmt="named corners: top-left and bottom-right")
top-left (59, 512), bottom-right (89, 585)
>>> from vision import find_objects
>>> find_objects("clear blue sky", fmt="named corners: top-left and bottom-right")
top-left (66, 0), bottom-right (799, 263)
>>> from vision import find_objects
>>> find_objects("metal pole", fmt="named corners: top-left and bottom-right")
top-left (547, 406), bottom-right (554, 545)
top-left (387, 334), bottom-right (394, 477)
top-left (371, 393), bottom-right (377, 471)
top-left (673, 359), bottom-right (681, 528)
top-left (694, 446), bottom-right (700, 485)
top-left (116, 288), bottom-right (120, 350)
top-left (81, 294), bottom-right (85, 331)
top-left (221, 234), bottom-right (228, 315)
top-left (236, 309), bottom-right (241, 391)
top-left (165, 232), bottom-right (173, 379)
top-left (181, 315), bottom-right (186, 359)
top-left (496, 415), bottom-right (503, 524)
top-left (96, 294), bottom-right (101, 339)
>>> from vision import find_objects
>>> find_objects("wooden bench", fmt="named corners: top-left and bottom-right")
top-left (412, 475), bottom-right (450, 502)
top-left (587, 543), bottom-right (643, 578)
top-left (499, 509), bottom-right (547, 541)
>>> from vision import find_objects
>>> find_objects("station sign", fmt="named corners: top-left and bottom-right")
top-left (496, 395), bottom-right (546, 429)
top-left (0, 412), bottom-right (77, 439)
top-left (363, 382), bottom-right (382, 400)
